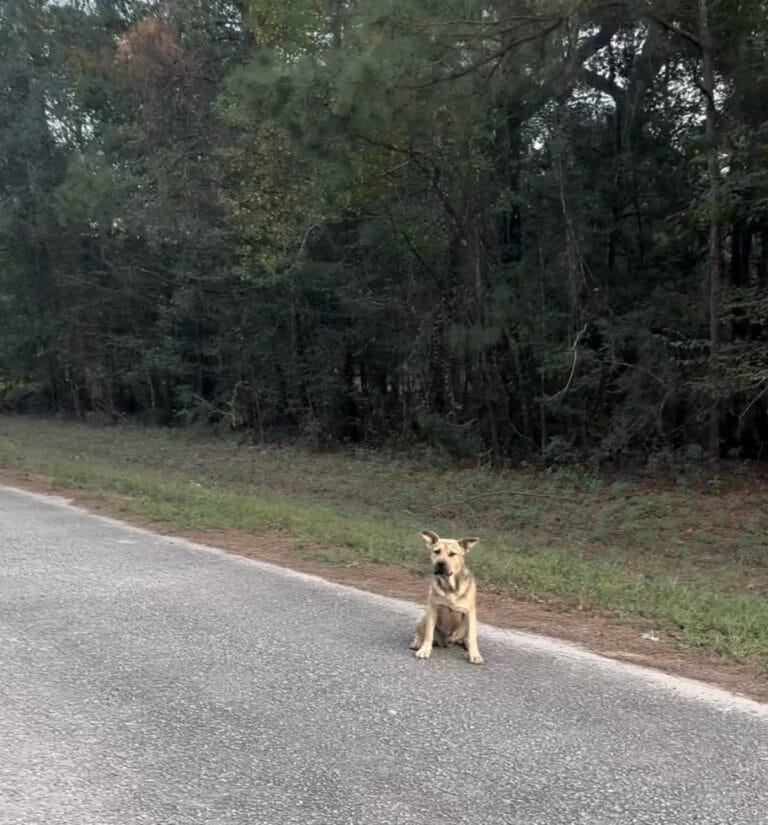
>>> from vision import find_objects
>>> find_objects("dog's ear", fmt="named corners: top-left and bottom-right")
top-left (421, 530), bottom-right (440, 547)
top-left (459, 537), bottom-right (479, 552)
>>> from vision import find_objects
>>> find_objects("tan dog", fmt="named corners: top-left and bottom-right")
top-left (410, 530), bottom-right (483, 664)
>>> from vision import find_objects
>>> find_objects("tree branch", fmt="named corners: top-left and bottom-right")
top-left (581, 67), bottom-right (625, 100)
top-left (646, 13), bottom-right (701, 49)
top-left (544, 324), bottom-right (588, 402)
top-left (739, 381), bottom-right (768, 423)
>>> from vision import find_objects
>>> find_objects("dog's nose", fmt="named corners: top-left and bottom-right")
top-left (434, 561), bottom-right (448, 575)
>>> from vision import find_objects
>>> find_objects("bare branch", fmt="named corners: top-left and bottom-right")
top-left (544, 324), bottom-right (588, 402)
top-left (739, 381), bottom-right (768, 423)
top-left (296, 223), bottom-right (321, 258)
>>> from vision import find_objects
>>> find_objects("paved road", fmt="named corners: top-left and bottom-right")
top-left (1, 486), bottom-right (767, 825)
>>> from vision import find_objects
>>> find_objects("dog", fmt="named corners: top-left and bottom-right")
top-left (410, 530), bottom-right (483, 664)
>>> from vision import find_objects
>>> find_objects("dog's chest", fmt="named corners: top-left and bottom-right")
top-left (432, 572), bottom-right (471, 605)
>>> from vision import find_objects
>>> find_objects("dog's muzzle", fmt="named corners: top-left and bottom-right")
top-left (433, 561), bottom-right (448, 576)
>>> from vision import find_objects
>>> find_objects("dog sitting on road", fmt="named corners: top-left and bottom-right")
top-left (410, 530), bottom-right (483, 665)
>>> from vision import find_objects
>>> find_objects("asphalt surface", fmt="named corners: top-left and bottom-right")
top-left (1, 486), bottom-right (767, 825)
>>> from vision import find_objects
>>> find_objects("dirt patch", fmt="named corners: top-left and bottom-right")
top-left (2, 468), bottom-right (767, 703)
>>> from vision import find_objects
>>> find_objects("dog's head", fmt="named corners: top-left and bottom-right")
top-left (421, 530), bottom-right (478, 579)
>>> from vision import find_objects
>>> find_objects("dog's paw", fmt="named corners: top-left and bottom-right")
top-left (414, 646), bottom-right (432, 659)
top-left (468, 651), bottom-right (484, 665)
top-left (447, 632), bottom-right (465, 645)
top-left (409, 637), bottom-right (421, 650)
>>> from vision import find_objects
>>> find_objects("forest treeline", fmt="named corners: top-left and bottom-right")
top-left (1, 0), bottom-right (767, 464)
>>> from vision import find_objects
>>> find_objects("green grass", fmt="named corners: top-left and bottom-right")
top-left (1, 414), bottom-right (768, 669)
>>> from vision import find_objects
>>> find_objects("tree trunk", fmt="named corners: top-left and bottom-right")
top-left (699, 0), bottom-right (721, 463)
top-left (758, 229), bottom-right (768, 286)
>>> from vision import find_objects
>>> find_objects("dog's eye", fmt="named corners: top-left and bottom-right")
top-left (433, 549), bottom-right (440, 554)
top-left (448, 551), bottom-right (457, 557)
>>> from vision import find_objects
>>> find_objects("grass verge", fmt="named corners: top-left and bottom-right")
top-left (1, 415), bottom-right (767, 675)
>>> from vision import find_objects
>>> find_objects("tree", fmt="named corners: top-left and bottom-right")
top-left (1, 0), bottom-right (767, 464)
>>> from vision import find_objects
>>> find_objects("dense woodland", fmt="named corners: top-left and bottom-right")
top-left (1, 0), bottom-right (768, 464)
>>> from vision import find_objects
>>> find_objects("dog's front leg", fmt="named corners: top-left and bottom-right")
top-left (414, 606), bottom-right (437, 659)
top-left (465, 608), bottom-right (484, 665)
top-left (410, 614), bottom-right (426, 650)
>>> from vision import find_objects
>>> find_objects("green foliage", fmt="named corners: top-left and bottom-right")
top-left (1, 0), bottom-right (768, 462)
